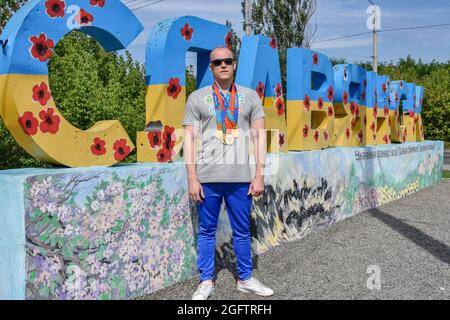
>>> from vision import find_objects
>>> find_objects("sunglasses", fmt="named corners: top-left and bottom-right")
top-left (210, 58), bottom-right (235, 67)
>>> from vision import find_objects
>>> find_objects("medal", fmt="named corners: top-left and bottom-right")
top-left (212, 83), bottom-right (238, 145)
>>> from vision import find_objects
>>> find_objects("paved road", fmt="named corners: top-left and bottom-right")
top-left (142, 179), bottom-right (450, 300)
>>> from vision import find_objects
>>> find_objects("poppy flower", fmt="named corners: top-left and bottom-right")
top-left (382, 83), bottom-right (387, 93)
top-left (312, 53), bottom-right (318, 65)
top-left (350, 101), bottom-right (356, 115)
top-left (318, 97), bottom-right (324, 110)
top-left (278, 132), bottom-right (285, 149)
top-left (275, 83), bottom-right (282, 97)
top-left (343, 91), bottom-right (349, 105)
top-left (370, 122), bottom-right (375, 132)
top-left (18, 112), bottom-right (39, 136)
top-left (351, 118), bottom-right (357, 129)
top-left (395, 92), bottom-right (399, 103)
top-left (91, 137), bottom-right (106, 156)
top-left (157, 148), bottom-right (172, 163)
top-left (373, 106), bottom-right (378, 118)
top-left (409, 111), bottom-right (415, 118)
top-left (276, 98), bottom-right (285, 116)
top-left (372, 133), bottom-right (377, 141)
top-left (256, 82), bottom-right (265, 99)
top-left (270, 37), bottom-right (277, 49)
top-left (180, 23), bottom-right (194, 41)
top-left (361, 91), bottom-right (366, 102)
top-left (113, 139), bottom-right (131, 161)
top-left (303, 124), bottom-right (309, 138)
top-left (76, 9), bottom-right (94, 26)
top-left (167, 78), bottom-right (181, 99)
top-left (313, 130), bottom-right (319, 142)
top-left (162, 125), bottom-right (176, 150)
top-left (148, 131), bottom-right (162, 149)
top-left (225, 32), bottom-right (233, 50)
top-left (384, 105), bottom-right (389, 117)
top-left (383, 134), bottom-right (389, 144)
top-left (45, 0), bottom-right (65, 18)
top-left (327, 86), bottom-right (334, 102)
top-left (357, 130), bottom-right (363, 143)
top-left (355, 104), bottom-right (360, 117)
top-left (363, 79), bottom-right (367, 88)
top-left (90, 0), bottom-right (105, 7)
top-left (32, 82), bottom-right (52, 106)
top-left (324, 130), bottom-right (329, 142)
top-left (303, 95), bottom-right (310, 111)
top-left (345, 128), bottom-right (350, 139)
top-left (29, 33), bottom-right (54, 62)
top-left (39, 108), bottom-right (60, 134)
top-left (327, 105), bottom-right (334, 117)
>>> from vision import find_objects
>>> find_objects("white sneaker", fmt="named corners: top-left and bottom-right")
top-left (237, 277), bottom-right (274, 297)
top-left (192, 280), bottom-right (215, 300)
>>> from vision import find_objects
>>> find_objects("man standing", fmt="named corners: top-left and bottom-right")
top-left (183, 46), bottom-right (274, 300)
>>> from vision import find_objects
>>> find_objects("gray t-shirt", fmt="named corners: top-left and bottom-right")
top-left (183, 84), bottom-right (265, 183)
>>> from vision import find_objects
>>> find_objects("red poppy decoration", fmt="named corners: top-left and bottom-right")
top-left (312, 53), bottom-right (318, 65)
top-left (32, 82), bottom-right (52, 106)
top-left (313, 130), bottom-right (319, 142)
top-left (395, 92), bottom-right (399, 103)
top-left (270, 37), bottom-right (277, 49)
top-left (157, 148), bottom-right (172, 163)
top-left (383, 134), bottom-right (389, 144)
top-left (373, 106), bottom-right (378, 118)
top-left (91, 137), bottom-right (106, 156)
top-left (45, 0), bottom-right (65, 18)
top-left (351, 118), bottom-right (357, 129)
top-left (275, 83), bottom-right (282, 97)
top-left (370, 122), bottom-right (375, 132)
top-left (90, 0), bottom-right (105, 7)
top-left (276, 98), bottom-right (285, 116)
top-left (303, 124), bottom-right (309, 138)
top-left (324, 131), bottom-right (329, 142)
top-left (350, 101), bottom-right (356, 115)
top-left (180, 23), bottom-right (194, 41)
top-left (113, 139), bottom-right (131, 161)
top-left (167, 78), bottom-right (182, 99)
top-left (18, 112), bottom-right (39, 136)
top-left (318, 97), bottom-right (324, 110)
top-left (327, 86), bottom-right (334, 102)
top-left (372, 133), bottom-right (377, 141)
top-left (361, 91), bottom-right (366, 102)
top-left (327, 105), bottom-right (334, 117)
top-left (303, 95), bottom-right (310, 111)
top-left (384, 105), bottom-right (389, 117)
top-left (148, 131), bottom-right (162, 149)
top-left (345, 128), bottom-right (350, 140)
top-left (278, 132), bottom-right (285, 148)
top-left (29, 33), bottom-right (54, 62)
top-left (409, 111), bottom-right (415, 118)
top-left (256, 82), bottom-right (265, 99)
top-left (355, 103), bottom-right (360, 117)
top-left (225, 32), bottom-right (233, 50)
top-left (39, 108), bottom-right (60, 134)
top-left (357, 130), bottom-right (363, 143)
top-left (76, 9), bottom-right (94, 26)
top-left (343, 91), bottom-right (349, 105)
top-left (363, 79), bottom-right (367, 88)
top-left (162, 125), bottom-right (176, 150)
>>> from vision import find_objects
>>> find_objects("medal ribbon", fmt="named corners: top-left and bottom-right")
top-left (212, 83), bottom-right (238, 134)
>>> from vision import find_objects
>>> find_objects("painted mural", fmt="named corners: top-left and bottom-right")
top-left (5, 141), bottom-right (440, 299)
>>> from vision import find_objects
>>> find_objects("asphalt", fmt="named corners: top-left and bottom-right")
top-left (142, 179), bottom-right (450, 300)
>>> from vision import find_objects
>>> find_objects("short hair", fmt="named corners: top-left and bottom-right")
top-left (209, 46), bottom-right (235, 62)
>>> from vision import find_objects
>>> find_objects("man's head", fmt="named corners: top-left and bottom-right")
top-left (209, 47), bottom-right (236, 82)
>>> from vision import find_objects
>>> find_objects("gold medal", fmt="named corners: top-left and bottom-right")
top-left (231, 128), bottom-right (239, 138)
top-left (225, 134), bottom-right (235, 145)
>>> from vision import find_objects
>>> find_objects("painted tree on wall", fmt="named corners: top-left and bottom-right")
top-left (242, 0), bottom-right (317, 92)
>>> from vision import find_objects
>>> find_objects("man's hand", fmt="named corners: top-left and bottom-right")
top-left (188, 177), bottom-right (205, 203)
top-left (248, 175), bottom-right (264, 197)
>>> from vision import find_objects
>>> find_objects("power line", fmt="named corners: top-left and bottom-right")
top-left (311, 31), bottom-right (372, 44)
top-left (127, 0), bottom-right (153, 8)
top-left (131, 0), bottom-right (164, 11)
top-left (379, 23), bottom-right (450, 33)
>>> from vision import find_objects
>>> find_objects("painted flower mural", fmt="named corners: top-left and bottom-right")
top-left (256, 82), bottom-right (265, 99)
top-left (180, 23), bottom-right (194, 41)
top-left (39, 108), bottom-right (60, 134)
top-left (167, 78), bottom-right (181, 99)
top-left (29, 33), bottom-right (54, 62)
top-left (113, 139), bottom-right (131, 161)
top-left (32, 82), bottom-right (52, 106)
top-left (45, 0), bottom-right (66, 18)
top-left (18, 112), bottom-right (39, 136)
top-left (91, 138), bottom-right (107, 156)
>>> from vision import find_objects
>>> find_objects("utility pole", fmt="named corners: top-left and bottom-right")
top-left (244, 0), bottom-right (252, 36)
top-left (369, 1), bottom-right (379, 73)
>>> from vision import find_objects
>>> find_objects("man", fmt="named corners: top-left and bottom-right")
top-left (183, 46), bottom-right (274, 300)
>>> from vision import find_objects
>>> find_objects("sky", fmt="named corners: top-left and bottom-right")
top-left (119, 0), bottom-right (450, 65)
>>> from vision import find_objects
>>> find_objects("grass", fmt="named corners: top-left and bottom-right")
top-left (444, 171), bottom-right (450, 179)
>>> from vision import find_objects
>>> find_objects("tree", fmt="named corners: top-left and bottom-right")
top-left (242, 0), bottom-right (317, 91)
top-left (0, 0), bottom-right (27, 34)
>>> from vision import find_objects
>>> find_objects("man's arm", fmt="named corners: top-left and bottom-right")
top-left (248, 117), bottom-right (266, 197)
top-left (184, 125), bottom-right (204, 203)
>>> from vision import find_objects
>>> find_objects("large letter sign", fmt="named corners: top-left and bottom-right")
top-left (235, 35), bottom-right (287, 153)
top-left (136, 16), bottom-right (231, 163)
top-left (0, 0), bottom-right (143, 166)
top-left (286, 48), bottom-right (335, 150)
